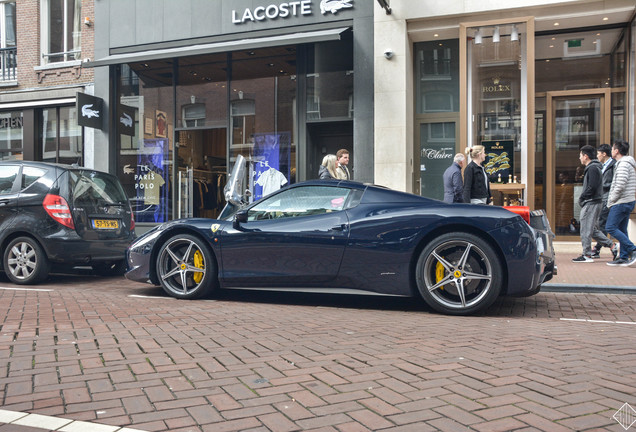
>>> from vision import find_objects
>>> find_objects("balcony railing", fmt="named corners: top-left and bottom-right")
top-left (0, 47), bottom-right (16, 81)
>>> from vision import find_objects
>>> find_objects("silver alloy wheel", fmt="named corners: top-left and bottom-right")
top-left (421, 239), bottom-right (493, 310)
top-left (7, 241), bottom-right (38, 281)
top-left (157, 237), bottom-right (207, 296)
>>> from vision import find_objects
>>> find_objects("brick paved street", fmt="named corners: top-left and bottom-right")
top-left (0, 272), bottom-right (634, 431)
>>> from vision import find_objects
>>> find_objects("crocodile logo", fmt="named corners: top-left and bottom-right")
top-left (120, 112), bottom-right (133, 127)
top-left (81, 104), bottom-right (100, 118)
top-left (320, 0), bottom-right (353, 15)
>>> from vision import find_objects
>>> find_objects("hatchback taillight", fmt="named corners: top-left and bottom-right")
top-left (43, 194), bottom-right (75, 229)
top-left (130, 206), bottom-right (135, 231)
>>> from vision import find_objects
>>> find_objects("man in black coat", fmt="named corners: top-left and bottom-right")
top-left (573, 145), bottom-right (614, 262)
top-left (591, 144), bottom-right (618, 259)
top-left (443, 153), bottom-right (465, 203)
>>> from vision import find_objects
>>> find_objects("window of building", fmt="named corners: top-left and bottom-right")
top-left (41, 0), bottom-right (81, 64)
top-left (0, 110), bottom-right (22, 160)
top-left (415, 40), bottom-right (459, 114)
top-left (182, 103), bottom-right (206, 128)
top-left (0, 1), bottom-right (16, 81)
top-left (38, 106), bottom-right (82, 164)
top-left (231, 99), bottom-right (255, 146)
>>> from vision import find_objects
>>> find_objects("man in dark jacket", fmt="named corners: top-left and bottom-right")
top-left (573, 145), bottom-right (614, 262)
top-left (591, 144), bottom-right (618, 258)
top-left (443, 153), bottom-right (465, 203)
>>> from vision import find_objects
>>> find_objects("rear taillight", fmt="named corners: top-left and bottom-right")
top-left (504, 205), bottom-right (530, 224)
top-left (130, 207), bottom-right (135, 231)
top-left (43, 194), bottom-right (75, 229)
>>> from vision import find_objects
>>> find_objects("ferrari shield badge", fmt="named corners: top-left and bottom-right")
top-left (211, 224), bottom-right (220, 233)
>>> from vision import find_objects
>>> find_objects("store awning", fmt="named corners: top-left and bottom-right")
top-left (85, 27), bottom-right (350, 68)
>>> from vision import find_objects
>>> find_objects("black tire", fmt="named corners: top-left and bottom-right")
top-left (3, 236), bottom-right (50, 285)
top-left (415, 232), bottom-right (503, 315)
top-left (155, 234), bottom-right (216, 299)
top-left (92, 260), bottom-right (126, 276)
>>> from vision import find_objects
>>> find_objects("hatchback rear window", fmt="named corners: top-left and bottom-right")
top-left (69, 170), bottom-right (128, 205)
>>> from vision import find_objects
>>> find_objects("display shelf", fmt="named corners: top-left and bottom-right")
top-left (490, 183), bottom-right (525, 206)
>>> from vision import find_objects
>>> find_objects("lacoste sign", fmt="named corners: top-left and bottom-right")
top-left (231, 0), bottom-right (353, 24)
top-left (76, 92), bottom-right (103, 130)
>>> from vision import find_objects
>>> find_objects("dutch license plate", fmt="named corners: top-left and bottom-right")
top-left (92, 219), bottom-right (119, 229)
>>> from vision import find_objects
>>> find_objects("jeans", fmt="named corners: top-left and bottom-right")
top-left (605, 201), bottom-right (636, 259)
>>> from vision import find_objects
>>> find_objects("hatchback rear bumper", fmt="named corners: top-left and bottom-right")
top-left (43, 236), bottom-right (133, 265)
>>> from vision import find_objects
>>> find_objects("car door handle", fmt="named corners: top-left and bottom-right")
top-left (0, 199), bottom-right (10, 206)
top-left (331, 224), bottom-right (347, 231)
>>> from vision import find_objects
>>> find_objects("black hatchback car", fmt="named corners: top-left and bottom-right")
top-left (0, 161), bottom-right (135, 284)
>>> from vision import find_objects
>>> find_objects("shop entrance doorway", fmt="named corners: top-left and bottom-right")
top-left (175, 127), bottom-right (227, 219)
top-left (545, 89), bottom-right (610, 239)
top-left (307, 122), bottom-right (353, 180)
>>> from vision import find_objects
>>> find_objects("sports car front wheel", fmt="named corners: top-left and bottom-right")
top-left (416, 233), bottom-right (503, 315)
top-left (155, 234), bottom-right (216, 299)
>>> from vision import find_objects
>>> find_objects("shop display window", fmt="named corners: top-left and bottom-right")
top-left (0, 110), bottom-right (22, 160)
top-left (38, 106), bottom-right (82, 165)
top-left (468, 24), bottom-right (522, 185)
top-left (116, 61), bottom-right (174, 224)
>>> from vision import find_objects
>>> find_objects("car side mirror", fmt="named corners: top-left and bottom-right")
top-left (233, 209), bottom-right (248, 229)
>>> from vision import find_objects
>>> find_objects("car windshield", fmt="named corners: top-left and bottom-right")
top-left (70, 170), bottom-right (128, 205)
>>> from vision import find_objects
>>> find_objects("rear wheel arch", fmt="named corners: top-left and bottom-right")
top-left (410, 225), bottom-right (509, 296)
top-left (1, 232), bottom-right (49, 267)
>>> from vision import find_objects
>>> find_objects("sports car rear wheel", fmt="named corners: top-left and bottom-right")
top-left (416, 233), bottom-right (502, 315)
top-left (156, 234), bottom-right (216, 299)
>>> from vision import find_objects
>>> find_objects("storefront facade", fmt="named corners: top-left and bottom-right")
top-left (375, 0), bottom-right (636, 239)
top-left (89, 0), bottom-right (373, 226)
top-left (0, 0), bottom-right (94, 166)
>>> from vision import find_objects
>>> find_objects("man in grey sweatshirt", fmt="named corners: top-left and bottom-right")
top-left (605, 140), bottom-right (636, 266)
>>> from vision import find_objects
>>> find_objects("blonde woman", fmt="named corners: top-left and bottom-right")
top-left (462, 145), bottom-right (491, 204)
top-left (319, 154), bottom-right (339, 180)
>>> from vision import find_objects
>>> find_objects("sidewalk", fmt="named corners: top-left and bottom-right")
top-left (543, 241), bottom-right (636, 293)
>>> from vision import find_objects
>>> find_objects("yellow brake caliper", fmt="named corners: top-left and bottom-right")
top-left (193, 250), bottom-right (204, 283)
top-left (435, 261), bottom-right (445, 289)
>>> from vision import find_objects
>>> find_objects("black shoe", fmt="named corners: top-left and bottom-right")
top-left (572, 255), bottom-right (594, 263)
top-left (624, 252), bottom-right (636, 267)
top-left (587, 251), bottom-right (600, 259)
top-left (607, 258), bottom-right (628, 266)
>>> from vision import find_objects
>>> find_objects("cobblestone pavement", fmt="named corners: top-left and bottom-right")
top-left (0, 272), bottom-right (634, 432)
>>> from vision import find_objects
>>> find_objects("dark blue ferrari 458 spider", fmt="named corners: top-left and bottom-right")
top-left (125, 175), bottom-right (556, 315)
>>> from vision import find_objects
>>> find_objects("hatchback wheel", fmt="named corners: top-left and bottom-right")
top-left (3, 237), bottom-right (50, 285)
top-left (155, 234), bottom-right (216, 299)
top-left (415, 233), bottom-right (502, 315)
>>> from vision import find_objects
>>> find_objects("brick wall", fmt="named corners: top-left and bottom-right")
top-left (12, 0), bottom-right (94, 91)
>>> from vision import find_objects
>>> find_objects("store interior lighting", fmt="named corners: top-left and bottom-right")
top-left (511, 24), bottom-right (519, 41)
top-left (493, 26), bottom-right (500, 43)
top-left (474, 28), bottom-right (482, 44)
